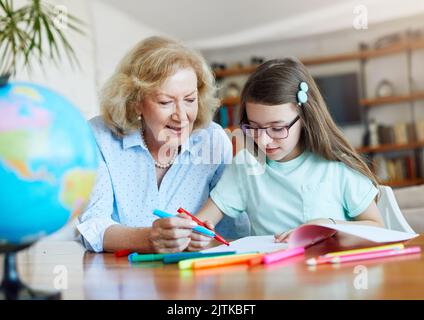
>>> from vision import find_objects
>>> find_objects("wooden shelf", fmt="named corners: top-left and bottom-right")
top-left (222, 91), bottom-right (424, 108)
top-left (357, 141), bottom-right (424, 154)
top-left (360, 91), bottom-right (424, 108)
top-left (224, 125), bottom-right (239, 131)
top-left (213, 39), bottom-right (424, 78)
top-left (381, 178), bottom-right (424, 188)
top-left (214, 65), bottom-right (258, 78)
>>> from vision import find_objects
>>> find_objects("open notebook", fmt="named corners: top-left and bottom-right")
top-left (201, 224), bottom-right (418, 254)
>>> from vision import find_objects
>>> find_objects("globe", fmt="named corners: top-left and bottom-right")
top-left (0, 82), bottom-right (98, 246)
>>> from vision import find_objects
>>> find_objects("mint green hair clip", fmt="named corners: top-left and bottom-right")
top-left (297, 81), bottom-right (309, 106)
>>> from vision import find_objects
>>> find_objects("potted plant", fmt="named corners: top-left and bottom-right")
top-left (0, 0), bottom-right (85, 85)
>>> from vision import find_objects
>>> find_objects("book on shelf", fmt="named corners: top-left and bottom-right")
top-left (407, 122), bottom-right (417, 142)
top-left (377, 124), bottom-right (395, 145)
top-left (214, 102), bottom-right (241, 129)
top-left (416, 148), bottom-right (424, 179)
top-left (386, 159), bottom-right (396, 180)
top-left (405, 155), bottom-right (416, 179)
top-left (394, 158), bottom-right (405, 180)
top-left (393, 122), bottom-right (408, 144)
top-left (415, 119), bottom-right (424, 142)
top-left (374, 155), bottom-right (417, 182)
top-left (218, 105), bottom-right (229, 128)
top-left (374, 156), bottom-right (389, 181)
top-left (376, 121), bottom-right (418, 146)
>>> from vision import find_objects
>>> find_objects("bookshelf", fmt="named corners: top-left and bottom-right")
top-left (214, 39), bottom-right (424, 78)
top-left (215, 37), bottom-right (424, 188)
top-left (360, 91), bottom-right (424, 108)
top-left (357, 141), bottom-right (424, 154)
top-left (222, 92), bottom-right (424, 111)
top-left (384, 178), bottom-right (424, 188)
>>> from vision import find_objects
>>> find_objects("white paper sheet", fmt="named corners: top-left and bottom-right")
top-left (201, 235), bottom-right (288, 254)
top-left (203, 224), bottom-right (417, 254)
top-left (316, 223), bottom-right (418, 243)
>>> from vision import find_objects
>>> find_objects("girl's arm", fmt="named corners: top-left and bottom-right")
top-left (186, 198), bottom-right (225, 251)
top-left (350, 200), bottom-right (385, 226)
top-left (276, 200), bottom-right (385, 242)
top-left (194, 198), bottom-right (225, 226)
top-left (311, 200), bottom-right (384, 227)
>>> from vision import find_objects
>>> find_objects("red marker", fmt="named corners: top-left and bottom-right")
top-left (177, 207), bottom-right (230, 246)
top-left (115, 249), bottom-right (131, 257)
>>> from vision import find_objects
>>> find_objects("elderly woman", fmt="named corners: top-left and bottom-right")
top-left (77, 36), bottom-right (245, 253)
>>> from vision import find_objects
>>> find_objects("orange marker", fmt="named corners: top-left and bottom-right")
top-left (192, 253), bottom-right (260, 270)
top-left (247, 255), bottom-right (264, 267)
top-left (177, 207), bottom-right (230, 246)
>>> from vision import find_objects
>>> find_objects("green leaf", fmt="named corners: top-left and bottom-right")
top-left (0, 0), bottom-right (86, 75)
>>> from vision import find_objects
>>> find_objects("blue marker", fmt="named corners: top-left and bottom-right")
top-left (153, 209), bottom-right (216, 238)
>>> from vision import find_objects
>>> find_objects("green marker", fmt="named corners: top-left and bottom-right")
top-left (128, 253), bottom-right (166, 262)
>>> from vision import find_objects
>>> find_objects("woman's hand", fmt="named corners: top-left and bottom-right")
top-left (186, 220), bottom-right (216, 252)
top-left (149, 214), bottom-right (197, 253)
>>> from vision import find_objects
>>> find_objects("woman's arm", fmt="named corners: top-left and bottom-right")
top-left (103, 215), bottom-right (198, 253)
top-left (103, 199), bottom-right (225, 253)
top-left (103, 225), bottom-right (154, 253)
top-left (275, 200), bottom-right (384, 242)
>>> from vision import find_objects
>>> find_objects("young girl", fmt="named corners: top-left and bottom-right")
top-left (186, 57), bottom-right (384, 251)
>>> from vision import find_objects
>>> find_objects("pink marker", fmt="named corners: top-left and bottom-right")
top-left (263, 246), bottom-right (305, 265)
top-left (307, 247), bottom-right (405, 266)
top-left (331, 246), bottom-right (421, 264)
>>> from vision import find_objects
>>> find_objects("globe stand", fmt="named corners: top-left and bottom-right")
top-left (0, 244), bottom-right (61, 300)
top-left (0, 73), bottom-right (10, 87)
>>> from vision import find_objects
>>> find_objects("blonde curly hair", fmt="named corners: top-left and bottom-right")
top-left (100, 36), bottom-right (220, 137)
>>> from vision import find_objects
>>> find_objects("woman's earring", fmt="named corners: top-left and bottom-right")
top-left (137, 115), bottom-right (143, 130)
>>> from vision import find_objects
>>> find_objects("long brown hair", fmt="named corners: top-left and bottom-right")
top-left (239, 57), bottom-right (379, 188)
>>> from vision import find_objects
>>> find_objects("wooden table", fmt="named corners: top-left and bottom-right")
top-left (3, 235), bottom-right (424, 300)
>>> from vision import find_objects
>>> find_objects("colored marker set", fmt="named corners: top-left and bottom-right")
top-left (306, 243), bottom-right (421, 266)
top-left (178, 246), bottom-right (305, 270)
top-left (126, 246), bottom-right (306, 270)
top-left (128, 251), bottom-right (237, 263)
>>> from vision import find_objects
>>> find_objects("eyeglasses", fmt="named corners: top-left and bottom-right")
top-left (241, 115), bottom-right (300, 140)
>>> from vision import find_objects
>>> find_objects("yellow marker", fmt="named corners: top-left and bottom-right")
top-left (178, 253), bottom-right (257, 270)
top-left (322, 243), bottom-right (404, 258)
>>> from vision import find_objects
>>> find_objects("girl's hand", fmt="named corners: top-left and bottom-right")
top-left (274, 219), bottom-right (334, 243)
top-left (274, 229), bottom-right (294, 243)
top-left (186, 220), bottom-right (216, 252)
top-left (149, 213), bottom-right (197, 253)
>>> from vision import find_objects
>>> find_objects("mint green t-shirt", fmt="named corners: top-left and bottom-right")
top-left (210, 150), bottom-right (378, 236)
